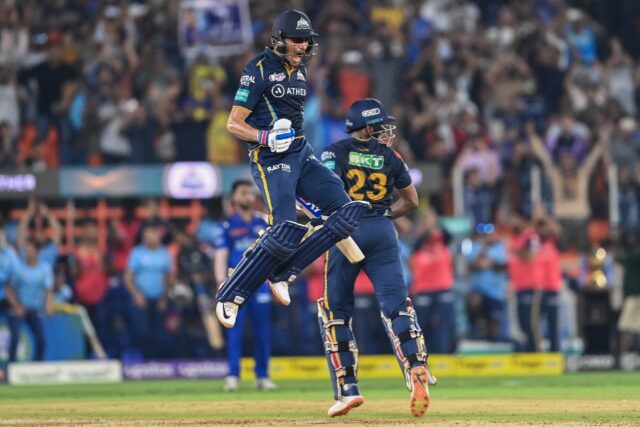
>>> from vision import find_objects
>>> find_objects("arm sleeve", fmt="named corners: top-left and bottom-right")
top-left (232, 63), bottom-right (266, 111)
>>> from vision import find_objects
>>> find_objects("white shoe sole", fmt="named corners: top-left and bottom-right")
top-left (328, 395), bottom-right (365, 417)
top-left (269, 281), bottom-right (291, 306)
top-left (215, 303), bottom-right (236, 328)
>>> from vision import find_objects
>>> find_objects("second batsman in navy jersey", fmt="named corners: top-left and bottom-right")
top-left (216, 10), bottom-right (369, 328)
top-left (317, 99), bottom-right (435, 418)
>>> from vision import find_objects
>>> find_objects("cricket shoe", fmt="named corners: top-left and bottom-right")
top-left (409, 365), bottom-right (431, 417)
top-left (426, 363), bottom-right (438, 386)
top-left (256, 378), bottom-right (278, 391)
top-left (269, 280), bottom-right (291, 306)
top-left (327, 384), bottom-right (365, 417)
top-left (223, 376), bottom-right (238, 392)
top-left (216, 301), bottom-right (238, 328)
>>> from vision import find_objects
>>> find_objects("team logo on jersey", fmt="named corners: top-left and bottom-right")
top-left (269, 72), bottom-right (286, 82)
top-left (297, 71), bottom-right (305, 81)
top-left (362, 108), bottom-right (381, 117)
top-left (240, 75), bottom-right (255, 86)
top-left (296, 18), bottom-right (310, 30)
top-left (271, 84), bottom-right (285, 98)
top-left (234, 88), bottom-right (250, 102)
top-left (321, 151), bottom-right (335, 161)
top-left (348, 152), bottom-right (384, 169)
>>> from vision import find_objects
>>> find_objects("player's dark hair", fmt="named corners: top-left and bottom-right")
top-left (231, 179), bottom-right (254, 194)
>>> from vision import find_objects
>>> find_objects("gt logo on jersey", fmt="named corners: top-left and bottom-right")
top-left (269, 72), bottom-right (286, 82)
top-left (348, 152), bottom-right (384, 169)
top-left (240, 75), bottom-right (255, 86)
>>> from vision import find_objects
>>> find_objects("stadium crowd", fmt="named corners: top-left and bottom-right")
top-left (1, 0), bottom-right (640, 362)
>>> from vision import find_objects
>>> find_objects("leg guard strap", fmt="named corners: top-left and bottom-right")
top-left (216, 221), bottom-right (308, 305)
top-left (270, 201), bottom-right (370, 283)
top-left (317, 298), bottom-right (359, 400)
top-left (381, 298), bottom-right (428, 391)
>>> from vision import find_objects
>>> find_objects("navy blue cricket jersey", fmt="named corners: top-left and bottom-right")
top-left (233, 48), bottom-right (308, 147)
top-left (322, 137), bottom-right (412, 214)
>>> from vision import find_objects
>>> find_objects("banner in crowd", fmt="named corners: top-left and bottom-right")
top-left (8, 360), bottom-right (122, 385)
top-left (0, 170), bottom-right (59, 199)
top-left (178, 0), bottom-right (253, 62)
top-left (122, 360), bottom-right (228, 380)
top-left (240, 354), bottom-right (565, 380)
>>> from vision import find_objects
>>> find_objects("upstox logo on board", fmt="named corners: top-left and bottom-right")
top-left (348, 152), bottom-right (384, 169)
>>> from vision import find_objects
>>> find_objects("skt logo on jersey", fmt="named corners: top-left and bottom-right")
top-left (240, 75), bottom-right (255, 86)
top-left (349, 152), bottom-right (384, 169)
top-left (266, 163), bottom-right (291, 173)
top-left (269, 72), bottom-right (286, 82)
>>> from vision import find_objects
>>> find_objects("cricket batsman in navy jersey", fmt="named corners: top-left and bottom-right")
top-left (318, 99), bottom-right (436, 418)
top-left (216, 10), bottom-right (369, 328)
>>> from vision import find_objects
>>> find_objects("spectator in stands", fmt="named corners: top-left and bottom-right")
top-left (71, 219), bottom-right (109, 355)
top-left (136, 198), bottom-right (172, 245)
top-left (6, 238), bottom-right (53, 361)
top-left (54, 77), bottom-right (93, 165)
top-left (463, 168), bottom-right (494, 225)
top-left (18, 31), bottom-right (78, 142)
top-left (606, 38), bottom-right (636, 116)
top-left (124, 224), bottom-right (174, 359)
top-left (528, 122), bottom-right (607, 251)
top-left (0, 121), bottom-right (16, 168)
top-left (0, 66), bottom-right (20, 143)
top-left (0, 225), bottom-right (18, 319)
top-left (617, 165), bottom-right (640, 235)
top-left (466, 223), bottom-right (508, 342)
top-left (410, 209), bottom-right (456, 354)
top-left (608, 117), bottom-right (640, 175)
top-left (535, 216), bottom-right (563, 351)
top-left (18, 199), bottom-right (62, 268)
top-left (508, 210), bottom-right (542, 352)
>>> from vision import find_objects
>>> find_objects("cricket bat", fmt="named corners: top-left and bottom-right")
top-left (75, 305), bottom-right (108, 359)
top-left (295, 196), bottom-right (365, 263)
top-left (194, 283), bottom-right (225, 350)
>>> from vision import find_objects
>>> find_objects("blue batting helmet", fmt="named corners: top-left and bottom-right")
top-left (345, 98), bottom-right (395, 133)
top-left (271, 10), bottom-right (318, 64)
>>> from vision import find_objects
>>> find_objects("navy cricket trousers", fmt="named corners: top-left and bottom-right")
top-left (250, 141), bottom-right (350, 224)
top-left (324, 216), bottom-right (408, 320)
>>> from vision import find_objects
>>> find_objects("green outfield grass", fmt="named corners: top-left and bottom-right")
top-left (1, 372), bottom-right (639, 426)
